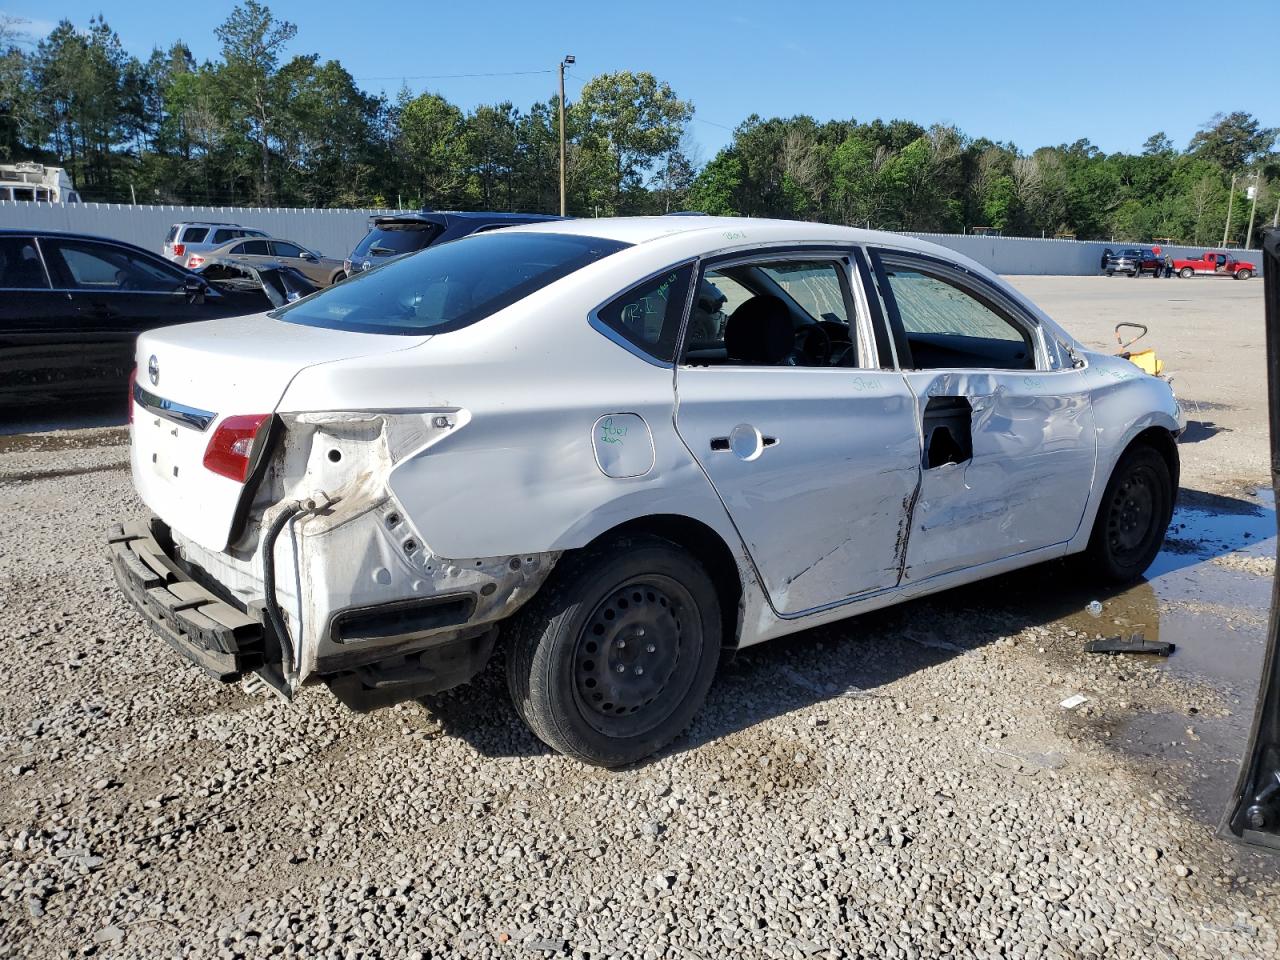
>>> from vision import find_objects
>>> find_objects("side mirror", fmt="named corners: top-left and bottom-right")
top-left (184, 276), bottom-right (208, 304)
top-left (302, 252), bottom-right (318, 262)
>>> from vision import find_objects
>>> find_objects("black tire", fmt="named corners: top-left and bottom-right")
top-left (1129, 267), bottom-right (1139, 277)
top-left (1237, 269), bottom-right (1253, 281)
top-left (506, 535), bottom-right (721, 767)
top-left (1084, 444), bottom-right (1174, 583)
top-left (1180, 266), bottom-right (1195, 279)
top-left (331, 271), bottom-right (347, 284)
top-left (1106, 270), bottom-right (1114, 277)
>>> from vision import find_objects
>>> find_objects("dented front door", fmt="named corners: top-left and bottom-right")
top-left (898, 368), bottom-right (1096, 581)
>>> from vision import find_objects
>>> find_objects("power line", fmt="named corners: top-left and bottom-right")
top-left (562, 70), bottom-right (736, 135)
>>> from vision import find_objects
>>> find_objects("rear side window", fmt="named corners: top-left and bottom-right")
top-left (239, 239), bottom-right (270, 255)
top-left (0, 236), bottom-right (49, 289)
top-left (279, 232), bottom-right (629, 335)
top-left (594, 265), bottom-right (694, 363)
top-left (181, 227), bottom-right (209, 243)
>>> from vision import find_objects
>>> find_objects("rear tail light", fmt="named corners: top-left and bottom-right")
top-left (173, 243), bottom-right (185, 258)
top-left (203, 414), bottom-right (272, 482)
top-left (187, 255), bottom-right (204, 268)
top-left (127, 366), bottom-right (136, 424)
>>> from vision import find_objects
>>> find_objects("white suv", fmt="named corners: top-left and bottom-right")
top-left (163, 222), bottom-right (269, 267)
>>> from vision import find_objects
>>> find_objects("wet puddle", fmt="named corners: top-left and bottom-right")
top-left (964, 485), bottom-right (1275, 826)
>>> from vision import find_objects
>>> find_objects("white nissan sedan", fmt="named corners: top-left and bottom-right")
top-left (110, 217), bottom-right (1183, 766)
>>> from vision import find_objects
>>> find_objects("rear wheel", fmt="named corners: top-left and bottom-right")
top-left (1180, 266), bottom-right (1195, 279)
top-left (1084, 444), bottom-right (1174, 583)
top-left (506, 536), bottom-right (721, 767)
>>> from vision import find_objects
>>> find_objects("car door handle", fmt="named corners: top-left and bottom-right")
top-left (710, 434), bottom-right (778, 452)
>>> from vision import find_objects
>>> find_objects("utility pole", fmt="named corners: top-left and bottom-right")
top-left (1245, 171), bottom-right (1262, 250)
top-left (558, 55), bottom-right (575, 217)
top-left (1222, 174), bottom-right (1237, 246)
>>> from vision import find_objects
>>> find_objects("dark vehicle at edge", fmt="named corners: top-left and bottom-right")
top-left (1223, 226), bottom-right (1280, 851)
top-left (0, 230), bottom-right (310, 409)
top-left (1102, 247), bottom-right (1162, 277)
top-left (343, 210), bottom-right (564, 277)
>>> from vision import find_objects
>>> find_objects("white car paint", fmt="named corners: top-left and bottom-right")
top-left (122, 216), bottom-right (1183, 702)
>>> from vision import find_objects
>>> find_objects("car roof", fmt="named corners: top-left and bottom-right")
top-left (371, 211), bottom-right (564, 227)
top-left (0, 228), bottom-right (191, 264)
top-left (500, 215), bottom-right (939, 251)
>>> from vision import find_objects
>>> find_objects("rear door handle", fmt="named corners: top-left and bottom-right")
top-left (709, 431), bottom-right (778, 454)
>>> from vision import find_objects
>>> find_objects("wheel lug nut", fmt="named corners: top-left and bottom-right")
top-left (616, 664), bottom-right (625, 673)
top-left (616, 638), bottom-right (626, 649)
top-left (635, 666), bottom-right (644, 675)
top-left (646, 644), bottom-right (656, 653)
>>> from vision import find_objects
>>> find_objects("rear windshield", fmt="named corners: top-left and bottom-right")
top-left (278, 232), bottom-right (629, 335)
top-left (352, 222), bottom-right (441, 258)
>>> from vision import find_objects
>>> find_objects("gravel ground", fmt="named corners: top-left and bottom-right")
top-left (1, 276), bottom-right (1278, 959)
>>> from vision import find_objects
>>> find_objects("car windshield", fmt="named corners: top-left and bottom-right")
top-left (277, 231), bottom-right (629, 335)
top-left (352, 223), bottom-right (440, 258)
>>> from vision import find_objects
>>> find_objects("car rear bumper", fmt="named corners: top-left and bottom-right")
top-left (107, 521), bottom-right (267, 681)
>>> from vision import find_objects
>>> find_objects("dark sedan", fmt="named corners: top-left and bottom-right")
top-left (0, 230), bottom-right (309, 409)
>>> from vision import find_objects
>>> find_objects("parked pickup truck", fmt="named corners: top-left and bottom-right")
top-left (1171, 250), bottom-right (1257, 280)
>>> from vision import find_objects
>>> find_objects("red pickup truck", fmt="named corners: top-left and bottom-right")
top-left (1171, 251), bottom-right (1257, 280)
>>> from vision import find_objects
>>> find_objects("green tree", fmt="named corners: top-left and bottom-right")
top-left (1189, 111), bottom-right (1277, 175)
top-left (213, 0), bottom-right (297, 203)
top-left (398, 91), bottom-right (467, 208)
top-left (571, 71), bottom-right (692, 215)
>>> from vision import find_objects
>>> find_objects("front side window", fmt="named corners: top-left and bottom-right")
top-left (0, 236), bottom-right (49, 289)
top-left (48, 240), bottom-right (186, 293)
top-left (272, 241), bottom-right (304, 259)
top-left (279, 231), bottom-right (629, 336)
top-left (684, 257), bottom-right (858, 368)
top-left (875, 254), bottom-right (1035, 370)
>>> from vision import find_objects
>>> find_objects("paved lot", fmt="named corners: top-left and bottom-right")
top-left (0, 276), bottom-right (1277, 959)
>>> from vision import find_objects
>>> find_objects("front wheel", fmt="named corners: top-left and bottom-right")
top-left (506, 536), bottom-right (721, 767)
top-left (1237, 269), bottom-right (1253, 281)
top-left (1084, 444), bottom-right (1174, 583)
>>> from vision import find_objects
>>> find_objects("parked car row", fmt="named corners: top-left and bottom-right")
top-left (1, 211), bottom-right (568, 409)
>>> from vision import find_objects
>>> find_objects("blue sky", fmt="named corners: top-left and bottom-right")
top-left (5, 0), bottom-right (1276, 162)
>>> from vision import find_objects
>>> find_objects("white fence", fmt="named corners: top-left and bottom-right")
top-left (0, 200), bottom-right (1267, 276)
top-left (0, 202), bottom-right (394, 259)
top-left (902, 231), bottom-right (1266, 277)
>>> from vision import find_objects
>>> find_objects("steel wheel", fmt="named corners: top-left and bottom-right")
top-left (572, 576), bottom-right (696, 737)
top-left (1085, 443), bottom-right (1174, 583)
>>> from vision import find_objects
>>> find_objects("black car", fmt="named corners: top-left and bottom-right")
top-left (0, 230), bottom-right (308, 408)
top-left (343, 210), bottom-right (564, 277)
top-left (1102, 247), bottom-right (1162, 277)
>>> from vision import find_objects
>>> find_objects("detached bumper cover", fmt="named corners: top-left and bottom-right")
top-left (107, 522), bottom-right (266, 680)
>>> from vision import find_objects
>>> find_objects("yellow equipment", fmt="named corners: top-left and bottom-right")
top-left (1115, 323), bottom-right (1165, 377)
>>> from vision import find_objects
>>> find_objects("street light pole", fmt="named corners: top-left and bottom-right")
top-left (1223, 174), bottom-right (1237, 247)
top-left (1246, 171), bottom-right (1262, 250)
top-left (558, 55), bottom-right (574, 217)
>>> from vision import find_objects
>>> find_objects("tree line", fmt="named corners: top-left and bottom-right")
top-left (1, 3), bottom-right (1276, 245)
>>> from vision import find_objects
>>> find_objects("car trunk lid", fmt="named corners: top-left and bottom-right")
top-left (131, 313), bottom-right (427, 552)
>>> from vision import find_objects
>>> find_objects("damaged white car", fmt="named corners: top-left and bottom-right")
top-left (110, 217), bottom-right (1183, 766)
